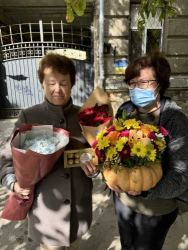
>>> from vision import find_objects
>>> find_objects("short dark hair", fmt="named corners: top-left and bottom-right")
top-left (38, 53), bottom-right (76, 87)
top-left (125, 50), bottom-right (171, 95)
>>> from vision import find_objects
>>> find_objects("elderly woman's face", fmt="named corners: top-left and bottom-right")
top-left (42, 67), bottom-right (72, 106)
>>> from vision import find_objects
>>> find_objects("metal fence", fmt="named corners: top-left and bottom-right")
top-left (0, 20), bottom-right (93, 118)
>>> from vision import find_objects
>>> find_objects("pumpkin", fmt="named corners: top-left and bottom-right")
top-left (103, 163), bottom-right (163, 192)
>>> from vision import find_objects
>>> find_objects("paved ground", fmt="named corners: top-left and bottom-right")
top-left (0, 119), bottom-right (188, 250)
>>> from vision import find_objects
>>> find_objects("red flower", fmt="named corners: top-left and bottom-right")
top-left (120, 130), bottom-right (129, 137)
top-left (99, 104), bottom-right (108, 112)
top-left (103, 117), bottom-right (111, 123)
top-left (84, 107), bottom-right (95, 115)
top-left (148, 132), bottom-right (157, 140)
top-left (78, 104), bottom-right (111, 127)
top-left (95, 148), bottom-right (106, 163)
top-left (92, 140), bottom-right (98, 149)
top-left (107, 125), bottom-right (115, 133)
top-left (119, 145), bottom-right (131, 160)
top-left (153, 143), bottom-right (159, 152)
top-left (158, 126), bottom-right (168, 137)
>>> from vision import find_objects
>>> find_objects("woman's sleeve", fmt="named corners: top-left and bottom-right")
top-left (0, 110), bottom-right (26, 187)
top-left (144, 115), bottom-right (188, 200)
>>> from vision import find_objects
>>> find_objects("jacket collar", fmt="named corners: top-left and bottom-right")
top-left (116, 96), bottom-right (168, 122)
top-left (44, 97), bottom-right (74, 118)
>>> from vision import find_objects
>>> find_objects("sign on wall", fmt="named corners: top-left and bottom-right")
top-left (114, 58), bottom-right (128, 74)
top-left (46, 48), bottom-right (87, 61)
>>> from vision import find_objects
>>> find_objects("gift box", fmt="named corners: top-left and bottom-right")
top-left (1, 124), bottom-right (69, 221)
top-left (64, 148), bottom-right (98, 168)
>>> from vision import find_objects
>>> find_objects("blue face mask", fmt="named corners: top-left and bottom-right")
top-left (129, 87), bottom-right (156, 108)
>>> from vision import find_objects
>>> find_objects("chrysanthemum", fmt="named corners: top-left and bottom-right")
top-left (96, 129), bottom-right (107, 141)
top-left (155, 140), bottom-right (166, 151)
top-left (131, 141), bottom-right (146, 158)
top-left (106, 146), bottom-right (117, 160)
top-left (97, 137), bottom-right (110, 150)
top-left (158, 126), bottom-right (168, 136)
top-left (145, 147), bottom-right (156, 162)
top-left (113, 119), bottom-right (124, 131)
top-left (140, 125), bottom-right (151, 136)
top-left (116, 137), bottom-right (128, 151)
top-left (145, 124), bottom-right (159, 133)
top-left (123, 119), bottom-right (140, 129)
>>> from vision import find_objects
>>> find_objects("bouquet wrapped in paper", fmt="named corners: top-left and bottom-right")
top-left (92, 110), bottom-right (168, 192)
top-left (78, 86), bottom-right (113, 146)
top-left (1, 124), bottom-right (69, 221)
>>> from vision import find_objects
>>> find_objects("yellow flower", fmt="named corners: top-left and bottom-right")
top-left (106, 146), bottom-right (117, 160)
top-left (96, 129), bottom-right (107, 141)
top-left (123, 119), bottom-right (140, 129)
top-left (131, 141), bottom-right (146, 158)
top-left (145, 147), bottom-right (156, 162)
top-left (116, 137), bottom-right (128, 151)
top-left (113, 119), bottom-right (124, 131)
top-left (145, 124), bottom-right (159, 133)
top-left (155, 140), bottom-right (166, 151)
top-left (97, 137), bottom-right (110, 150)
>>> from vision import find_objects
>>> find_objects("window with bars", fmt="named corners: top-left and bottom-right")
top-left (130, 4), bottom-right (164, 60)
top-left (0, 20), bottom-right (91, 47)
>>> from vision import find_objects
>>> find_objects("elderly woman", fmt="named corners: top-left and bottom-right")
top-left (111, 51), bottom-right (188, 250)
top-left (0, 53), bottom-right (97, 250)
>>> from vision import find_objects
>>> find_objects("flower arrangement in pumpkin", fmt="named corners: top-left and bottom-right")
top-left (92, 110), bottom-right (168, 192)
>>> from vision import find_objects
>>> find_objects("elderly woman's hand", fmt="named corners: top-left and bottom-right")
top-left (81, 161), bottom-right (99, 178)
top-left (128, 191), bottom-right (141, 196)
top-left (13, 182), bottom-right (34, 199)
top-left (107, 183), bottom-right (124, 193)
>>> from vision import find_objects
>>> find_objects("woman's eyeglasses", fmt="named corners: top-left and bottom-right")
top-left (127, 80), bottom-right (158, 90)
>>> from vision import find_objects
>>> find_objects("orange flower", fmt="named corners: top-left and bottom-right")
top-left (107, 131), bottom-right (120, 145)
top-left (140, 126), bottom-right (151, 136)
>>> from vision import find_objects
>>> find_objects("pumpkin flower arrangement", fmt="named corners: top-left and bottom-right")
top-left (92, 111), bottom-right (168, 192)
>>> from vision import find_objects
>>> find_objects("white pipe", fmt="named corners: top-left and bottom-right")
top-left (98, 0), bottom-right (104, 89)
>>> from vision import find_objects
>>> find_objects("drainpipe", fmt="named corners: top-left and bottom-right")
top-left (98, 0), bottom-right (104, 89)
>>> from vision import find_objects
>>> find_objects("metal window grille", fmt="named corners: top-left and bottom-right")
top-left (130, 4), bottom-right (164, 60)
top-left (0, 20), bottom-right (92, 62)
top-left (0, 18), bottom-right (93, 116)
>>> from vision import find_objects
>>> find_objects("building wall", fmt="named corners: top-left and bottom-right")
top-left (93, 0), bottom-right (188, 249)
top-left (93, 0), bottom-right (130, 115)
top-left (94, 0), bottom-right (188, 116)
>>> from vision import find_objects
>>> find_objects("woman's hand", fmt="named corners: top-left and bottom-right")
top-left (13, 182), bottom-right (33, 200)
top-left (127, 191), bottom-right (141, 196)
top-left (81, 161), bottom-right (98, 177)
top-left (106, 183), bottom-right (124, 193)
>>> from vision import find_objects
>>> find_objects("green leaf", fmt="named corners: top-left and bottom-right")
top-left (144, 2), bottom-right (150, 18)
top-left (159, 9), bottom-right (166, 21)
top-left (138, 0), bottom-right (177, 37)
top-left (72, 0), bottom-right (86, 17)
top-left (122, 109), bottom-right (127, 121)
top-left (66, 4), bottom-right (75, 23)
top-left (138, 19), bottom-right (145, 38)
top-left (151, 7), bottom-right (156, 18)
